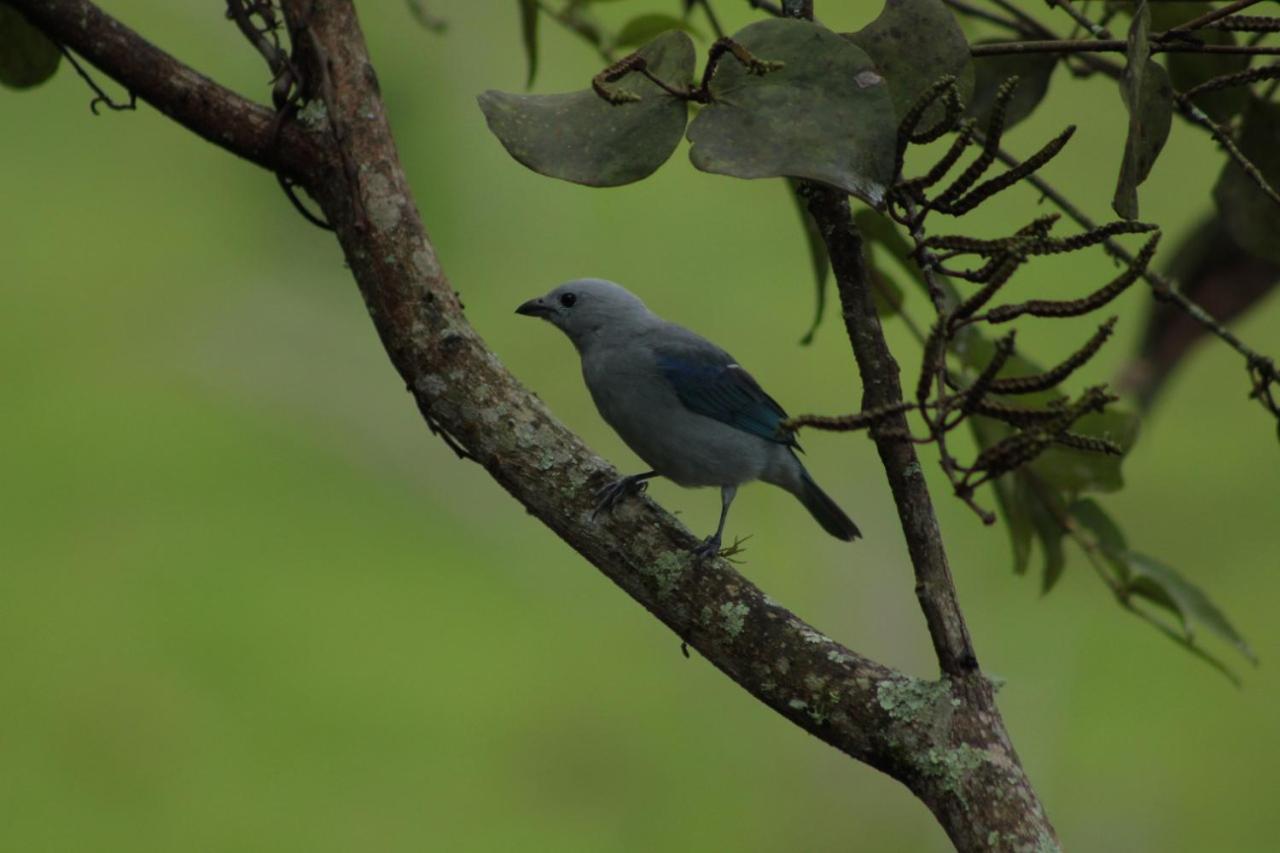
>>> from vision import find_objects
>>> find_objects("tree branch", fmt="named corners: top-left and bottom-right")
top-left (11, 0), bottom-right (323, 179)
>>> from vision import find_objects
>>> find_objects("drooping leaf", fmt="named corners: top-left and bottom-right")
top-left (1117, 216), bottom-right (1280, 408)
top-left (613, 13), bottom-right (699, 51)
top-left (1019, 469), bottom-right (1068, 592)
top-left (518, 0), bottom-right (539, 87)
top-left (970, 416), bottom-right (1033, 574)
top-left (1031, 407), bottom-right (1140, 496)
top-left (1113, 3), bottom-right (1172, 219)
top-left (406, 0), bottom-right (448, 32)
top-left (1121, 551), bottom-right (1256, 664)
top-left (0, 3), bottom-right (61, 90)
top-left (1212, 100), bottom-right (1280, 265)
top-left (687, 18), bottom-right (898, 205)
top-left (855, 208), bottom-right (929, 293)
top-left (478, 30), bottom-right (695, 187)
top-left (867, 260), bottom-right (905, 319)
top-left (852, 208), bottom-right (910, 319)
top-left (1068, 498), bottom-right (1127, 554)
top-left (843, 0), bottom-right (975, 129)
top-left (1109, 1), bottom-right (1250, 121)
top-left (966, 44), bottom-right (1057, 131)
top-left (788, 179), bottom-right (831, 345)
top-left (1113, 58), bottom-right (1171, 219)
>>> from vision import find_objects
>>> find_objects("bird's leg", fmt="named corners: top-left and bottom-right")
top-left (694, 485), bottom-right (738, 559)
top-left (592, 470), bottom-right (658, 519)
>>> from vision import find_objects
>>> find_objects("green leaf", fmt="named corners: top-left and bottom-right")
top-left (844, 0), bottom-right (975, 130)
top-left (1212, 100), bottom-right (1280, 265)
top-left (1121, 551), bottom-right (1256, 664)
top-left (788, 179), bottom-right (831, 345)
top-left (1031, 407), bottom-right (1140, 496)
top-left (1110, 1), bottom-right (1249, 121)
top-left (1068, 497), bottom-right (1131, 578)
top-left (867, 261), bottom-right (905, 318)
top-left (613, 13), bottom-right (698, 51)
top-left (1113, 3), bottom-right (1172, 219)
top-left (1068, 498), bottom-right (1127, 553)
top-left (0, 3), bottom-right (61, 90)
top-left (477, 30), bottom-right (695, 187)
top-left (970, 416), bottom-right (1033, 574)
top-left (966, 43), bottom-right (1057, 131)
top-left (855, 208), bottom-right (929, 293)
top-left (406, 0), bottom-right (448, 32)
top-left (518, 0), bottom-right (539, 87)
top-left (687, 19), bottom-right (897, 206)
top-left (852, 209), bottom-right (912, 319)
top-left (1019, 470), bottom-right (1067, 592)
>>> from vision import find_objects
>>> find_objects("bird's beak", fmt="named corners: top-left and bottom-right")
top-left (515, 297), bottom-right (554, 318)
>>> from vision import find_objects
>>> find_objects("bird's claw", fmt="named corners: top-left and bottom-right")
top-left (592, 475), bottom-right (649, 520)
top-left (693, 535), bottom-right (723, 561)
top-left (693, 534), bottom-right (751, 562)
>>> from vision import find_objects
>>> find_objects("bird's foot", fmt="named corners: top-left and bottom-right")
top-left (693, 534), bottom-right (751, 562)
top-left (591, 475), bottom-right (650, 520)
top-left (692, 534), bottom-right (723, 561)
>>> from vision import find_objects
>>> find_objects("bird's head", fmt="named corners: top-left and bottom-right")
top-left (516, 278), bottom-right (651, 347)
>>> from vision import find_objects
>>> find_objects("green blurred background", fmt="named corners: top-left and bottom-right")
top-left (3, 2), bottom-right (1277, 850)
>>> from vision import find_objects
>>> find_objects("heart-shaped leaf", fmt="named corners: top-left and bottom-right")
top-left (477, 30), bottom-right (695, 187)
top-left (0, 3), bottom-right (61, 90)
top-left (686, 18), bottom-right (897, 205)
top-left (966, 45), bottom-right (1057, 131)
top-left (844, 0), bottom-right (975, 129)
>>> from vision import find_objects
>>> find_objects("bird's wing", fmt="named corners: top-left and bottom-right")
top-left (653, 339), bottom-right (798, 447)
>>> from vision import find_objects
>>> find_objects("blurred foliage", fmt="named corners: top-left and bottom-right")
top-left (2, 1), bottom-right (1279, 851)
top-left (0, 2), bottom-right (61, 88)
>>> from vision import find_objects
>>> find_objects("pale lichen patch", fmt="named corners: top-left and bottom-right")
top-left (719, 601), bottom-right (749, 638)
top-left (364, 171), bottom-right (403, 232)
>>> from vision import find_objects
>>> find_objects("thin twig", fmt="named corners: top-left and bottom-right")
top-left (1045, 0), bottom-right (1112, 39)
top-left (970, 39), bottom-right (1280, 57)
top-left (987, 141), bottom-right (1280, 412)
top-left (692, 0), bottom-right (725, 38)
top-left (1159, 0), bottom-right (1266, 38)
top-left (56, 44), bottom-right (136, 114)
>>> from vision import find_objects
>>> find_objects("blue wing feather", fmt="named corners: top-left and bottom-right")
top-left (656, 350), bottom-right (798, 447)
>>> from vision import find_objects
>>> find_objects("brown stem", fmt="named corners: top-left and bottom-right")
top-left (798, 181), bottom-right (1056, 853)
top-left (11, 0), bottom-right (322, 180)
top-left (970, 38), bottom-right (1280, 57)
top-left (1160, 0), bottom-right (1266, 37)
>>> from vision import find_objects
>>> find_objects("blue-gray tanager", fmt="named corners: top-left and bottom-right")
top-left (516, 278), bottom-right (861, 557)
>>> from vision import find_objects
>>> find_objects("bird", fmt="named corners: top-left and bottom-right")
top-left (515, 278), bottom-right (861, 558)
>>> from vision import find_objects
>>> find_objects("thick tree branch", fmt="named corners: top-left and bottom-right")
top-left (796, 179), bottom-right (1057, 853)
top-left (11, 0), bottom-right (322, 178)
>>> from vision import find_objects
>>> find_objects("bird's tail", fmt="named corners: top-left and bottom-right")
top-left (795, 469), bottom-right (861, 542)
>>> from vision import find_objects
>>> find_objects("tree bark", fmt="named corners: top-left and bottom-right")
top-left (13, 0), bottom-right (1059, 848)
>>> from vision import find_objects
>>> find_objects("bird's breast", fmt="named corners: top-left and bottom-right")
top-left (580, 346), bottom-right (773, 487)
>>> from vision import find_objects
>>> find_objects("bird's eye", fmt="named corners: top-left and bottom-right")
top-left (559, 293), bottom-right (577, 308)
